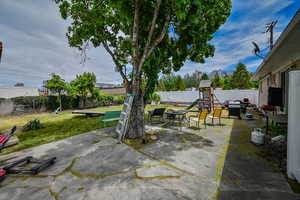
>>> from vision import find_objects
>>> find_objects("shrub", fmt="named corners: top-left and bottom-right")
top-left (96, 94), bottom-right (114, 106)
top-left (23, 119), bottom-right (44, 131)
top-left (113, 95), bottom-right (125, 104)
top-left (1, 94), bottom-right (114, 115)
top-left (148, 93), bottom-right (161, 102)
top-left (269, 124), bottom-right (287, 137)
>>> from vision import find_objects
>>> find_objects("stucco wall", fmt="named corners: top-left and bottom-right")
top-left (259, 72), bottom-right (281, 106)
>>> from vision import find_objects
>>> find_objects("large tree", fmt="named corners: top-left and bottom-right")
top-left (211, 73), bottom-right (223, 88)
top-left (183, 70), bottom-right (202, 88)
top-left (45, 74), bottom-right (67, 111)
top-left (201, 73), bottom-right (209, 80)
top-left (231, 62), bottom-right (252, 89)
top-left (54, 0), bottom-right (231, 138)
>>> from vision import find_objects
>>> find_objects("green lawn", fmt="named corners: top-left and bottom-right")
top-left (0, 104), bottom-right (176, 155)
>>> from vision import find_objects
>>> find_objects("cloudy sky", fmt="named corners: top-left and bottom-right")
top-left (0, 0), bottom-right (299, 87)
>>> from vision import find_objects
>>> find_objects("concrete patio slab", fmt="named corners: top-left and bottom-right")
top-left (0, 117), bottom-right (297, 200)
top-left (218, 118), bottom-right (300, 200)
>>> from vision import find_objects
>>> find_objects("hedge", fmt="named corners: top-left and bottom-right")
top-left (0, 94), bottom-right (122, 114)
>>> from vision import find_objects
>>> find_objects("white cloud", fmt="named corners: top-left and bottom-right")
top-left (0, 0), bottom-right (297, 86)
top-left (178, 0), bottom-right (295, 74)
top-left (0, 0), bottom-right (122, 86)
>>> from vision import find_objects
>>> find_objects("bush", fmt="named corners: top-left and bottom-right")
top-left (9, 95), bottom-right (80, 112)
top-left (1, 94), bottom-right (115, 115)
top-left (23, 119), bottom-right (44, 131)
top-left (113, 95), bottom-right (125, 104)
top-left (148, 93), bottom-right (161, 102)
top-left (96, 94), bottom-right (114, 106)
top-left (11, 96), bottom-right (48, 111)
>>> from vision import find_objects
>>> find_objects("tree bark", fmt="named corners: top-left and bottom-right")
top-left (126, 75), bottom-right (145, 139)
top-left (125, 0), bottom-right (145, 139)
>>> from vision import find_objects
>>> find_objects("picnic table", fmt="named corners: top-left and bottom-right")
top-left (165, 110), bottom-right (188, 130)
top-left (72, 110), bottom-right (105, 117)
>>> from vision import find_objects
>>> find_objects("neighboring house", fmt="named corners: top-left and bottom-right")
top-left (253, 9), bottom-right (300, 113)
top-left (95, 83), bottom-right (126, 95)
top-left (0, 86), bottom-right (39, 98)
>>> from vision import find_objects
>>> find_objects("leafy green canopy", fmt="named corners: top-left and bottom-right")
top-left (201, 73), bottom-right (209, 80)
top-left (54, 0), bottom-right (231, 95)
top-left (211, 73), bottom-right (223, 88)
top-left (223, 63), bottom-right (258, 90)
top-left (183, 70), bottom-right (202, 88)
top-left (45, 74), bottom-right (67, 111)
top-left (45, 74), bottom-right (66, 94)
top-left (157, 73), bottom-right (186, 91)
top-left (69, 72), bottom-right (97, 98)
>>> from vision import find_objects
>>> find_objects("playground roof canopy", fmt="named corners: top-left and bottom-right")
top-left (199, 80), bottom-right (212, 88)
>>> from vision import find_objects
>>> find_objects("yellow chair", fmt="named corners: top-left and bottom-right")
top-left (208, 108), bottom-right (223, 126)
top-left (189, 110), bottom-right (208, 128)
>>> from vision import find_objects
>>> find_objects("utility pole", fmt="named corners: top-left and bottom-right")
top-left (0, 41), bottom-right (3, 64)
top-left (265, 20), bottom-right (278, 49)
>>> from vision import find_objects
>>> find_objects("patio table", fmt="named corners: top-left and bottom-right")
top-left (164, 110), bottom-right (188, 130)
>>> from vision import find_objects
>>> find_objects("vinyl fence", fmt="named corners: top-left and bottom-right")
top-left (157, 89), bottom-right (259, 105)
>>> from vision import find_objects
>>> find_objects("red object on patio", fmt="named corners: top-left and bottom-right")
top-left (0, 135), bottom-right (8, 145)
top-left (260, 105), bottom-right (274, 111)
top-left (0, 170), bottom-right (7, 176)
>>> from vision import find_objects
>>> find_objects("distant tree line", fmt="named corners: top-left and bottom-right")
top-left (156, 62), bottom-right (258, 91)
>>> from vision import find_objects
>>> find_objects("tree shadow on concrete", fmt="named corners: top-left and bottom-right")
top-left (139, 125), bottom-right (215, 164)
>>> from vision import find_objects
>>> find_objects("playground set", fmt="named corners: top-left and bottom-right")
top-left (186, 80), bottom-right (222, 112)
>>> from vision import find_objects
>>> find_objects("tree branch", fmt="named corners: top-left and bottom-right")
top-left (102, 42), bottom-right (129, 83)
top-left (132, 0), bottom-right (140, 66)
top-left (143, 0), bottom-right (162, 58)
top-left (139, 15), bottom-right (170, 68)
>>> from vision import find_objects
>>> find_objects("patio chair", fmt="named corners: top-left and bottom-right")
top-left (189, 110), bottom-right (208, 128)
top-left (148, 108), bottom-right (166, 123)
top-left (208, 108), bottom-right (223, 126)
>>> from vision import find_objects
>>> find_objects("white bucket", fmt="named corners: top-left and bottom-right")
top-left (251, 128), bottom-right (264, 145)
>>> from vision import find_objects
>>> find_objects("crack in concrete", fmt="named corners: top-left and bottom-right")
top-left (134, 169), bottom-right (181, 181)
top-left (69, 168), bottom-right (134, 179)
top-left (135, 149), bottom-right (195, 176)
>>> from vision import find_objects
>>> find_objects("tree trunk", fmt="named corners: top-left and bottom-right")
top-left (58, 92), bottom-right (62, 112)
top-left (126, 76), bottom-right (145, 139)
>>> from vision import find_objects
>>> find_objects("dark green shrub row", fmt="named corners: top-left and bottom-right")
top-left (2, 94), bottom-right (125, 113)
top-left (0, 94), bottom-right (126, 114)
top-left (97, 94), bottom-right (114, 106)
top-left (112, 95), bottom-right (125, 104)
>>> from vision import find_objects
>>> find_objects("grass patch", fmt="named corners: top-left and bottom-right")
top-left (123, 136), bottom-right (157, 150)
top-left (1, 116), bottom-right (118, 155)
top-left (0, 105), bottom-right (175, 155)
top-left (287, 177), bottom-right (300, 194)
